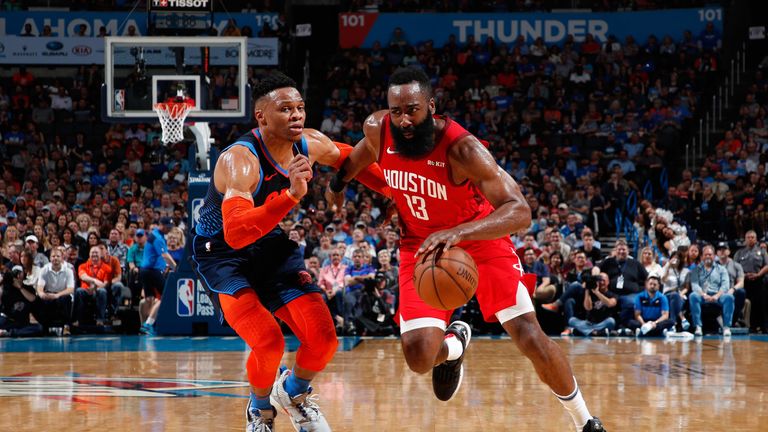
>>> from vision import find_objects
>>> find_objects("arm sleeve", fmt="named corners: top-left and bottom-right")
top-left (222, 192), bottom-right (299, 250)
top-left (332, 142), bottom-right (392, 198)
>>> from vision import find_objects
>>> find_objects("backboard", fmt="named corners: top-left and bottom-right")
top-left (102, 36), bottom-right (251, 123)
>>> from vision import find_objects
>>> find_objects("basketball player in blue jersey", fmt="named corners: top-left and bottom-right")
top-left (192, 72), bottom-right (388, 432)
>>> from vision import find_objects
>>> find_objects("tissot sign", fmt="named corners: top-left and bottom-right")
top-left (150, 0), bottom-right (212, 11)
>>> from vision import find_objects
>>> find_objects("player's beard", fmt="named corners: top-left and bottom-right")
top-left (390, 112), bottom-right (436, 158)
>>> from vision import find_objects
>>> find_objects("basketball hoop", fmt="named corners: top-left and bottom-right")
top-left (153, 102), bottom-right (193, 144)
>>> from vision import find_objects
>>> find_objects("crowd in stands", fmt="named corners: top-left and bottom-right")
top-left (2, 0), bottom-right (767, 338)
top-left (312, 12), bottom-right (767, 336)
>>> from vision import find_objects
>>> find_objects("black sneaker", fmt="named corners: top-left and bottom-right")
top-left (432, 320), bottom-right (472, 401)
top-left (582, 417), bottom-right (606, 432)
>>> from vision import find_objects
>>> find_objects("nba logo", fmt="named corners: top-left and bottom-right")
top-left (177, 279), bottom-right (195, 317)
top-left (114, 89), bottom-right (125, 112)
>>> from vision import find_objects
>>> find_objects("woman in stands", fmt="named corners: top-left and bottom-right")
top-left (661, 251), bottom-right (690, 331)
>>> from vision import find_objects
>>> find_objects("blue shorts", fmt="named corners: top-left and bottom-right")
top-left (191, 230), bottom-right (320, 313)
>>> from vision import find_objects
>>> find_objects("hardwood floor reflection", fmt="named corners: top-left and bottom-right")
top-left (1, 337), bottom-right (766, 431)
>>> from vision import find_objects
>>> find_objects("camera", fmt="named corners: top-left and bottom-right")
top-left (582, 274), bottom-right (600, 290)
top-left (11, 265), bottom-right (24, 279)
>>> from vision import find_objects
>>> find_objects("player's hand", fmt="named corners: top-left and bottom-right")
top-left (287, 154), bottom-right (312, 199)
top-left (324, 186), bottom-right (345, 213)
top-left (415, 227), bottom-right (464, 258)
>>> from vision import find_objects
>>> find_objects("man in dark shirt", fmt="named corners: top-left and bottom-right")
top-left (596, 239), bottom-right (648, 327)
top-left (567, 273), bottom-right (618, 336)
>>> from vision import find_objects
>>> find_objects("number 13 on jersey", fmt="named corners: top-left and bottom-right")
top-left (403, 193), bottom-right (429, 221)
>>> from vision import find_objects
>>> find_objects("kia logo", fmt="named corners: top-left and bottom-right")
top-left (72, 45), bottom-right (92, 56)
top-left (46, 41), bottom-right (64, 51)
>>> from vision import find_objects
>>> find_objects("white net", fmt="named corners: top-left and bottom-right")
top-left (153, 102), bottom-right (193, 144)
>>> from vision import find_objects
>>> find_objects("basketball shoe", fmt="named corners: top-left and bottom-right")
top-left (246, 398), bottom-right (276, 432)
top-left (271, 368), bottom-right (331, 432)
top-left (432, 320), bottom-right (472, 401)
top-left (582, 417), bottom-right (606, 431)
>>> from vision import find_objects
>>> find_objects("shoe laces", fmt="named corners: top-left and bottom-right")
top-left (292, 392), bottom-right (322, 422)
top-left (247, 410), bottom-right (274, 432)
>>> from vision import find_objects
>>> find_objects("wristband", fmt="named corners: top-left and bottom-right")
top-left (330, 167), bottom-right (349, 193)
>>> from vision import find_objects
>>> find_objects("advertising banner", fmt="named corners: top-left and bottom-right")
top-left (339, 7), bottom-right (723, 49)
top-left (0, 11), bottom-right (278, 37)
top-left (0, 36), bottom-right (278, 65)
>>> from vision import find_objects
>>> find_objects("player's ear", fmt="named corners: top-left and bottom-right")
top-left (254, 108), bottom-right (265, 125)
top-left (428, 97), bottom-right (436, 114)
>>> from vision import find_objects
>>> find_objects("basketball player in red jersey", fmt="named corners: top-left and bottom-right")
top-left (192, 72), bottom-right (388, 432)
top-left (328, 67), bottom-right (605, 432)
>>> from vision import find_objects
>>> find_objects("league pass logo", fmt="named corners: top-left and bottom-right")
top-left (177, 278), bottom-right (195, 317)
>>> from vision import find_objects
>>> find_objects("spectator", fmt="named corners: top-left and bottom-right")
top-left (690, 245), bottom-right (734, 336)
top-left (19, 23), bottom-right (34, 37)
top-left (596, 239), bottom-right (648, 327)
top-left (567, 272), bottom-right (617, 336)
top-left (75, 245), bottom-right (112, 328)
top-left (343, 248), bottom-right (375, 334)
top-left (126, 229), bottom-right (146, 310)
top-left (317, 249), bottom-right (347, 331)
top-left (0, 254), bottom-right (43, 337)
top-left (522, 247), bottom-right (552, 302)
top-left (98, 244), bottom-right (127, 316)
top-left (35, 247), bottom-right (75, 331)
top-left (734, 231), bottom-right (768, 333)
top-left (627, 275), bottom-right (675, 337)
top-left (355, 272), bottom-right (396, 336)
top-left (166, 226), bottom-right (185, 264)
top-left (716, 242), bottom-right (747, 327)
top-left (106, 228), bottom-right (129, 272)
top-left (579, 230), bottom-right (602, 264)
top-left (25, 234), bottom-right (49, 268)
top-left (640, 247), bottom-right (663, 277)
top-left (660, 251), bottom-right (690, 330)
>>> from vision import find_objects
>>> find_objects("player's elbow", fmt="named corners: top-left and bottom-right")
top-left (223, 223), bottom-right (260, 250)
top-left (510, 199), bottom-right (532, 232)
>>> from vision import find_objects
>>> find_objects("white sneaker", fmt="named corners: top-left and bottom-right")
top-left (246, 398), bottom-right (276, 432)
top-left (723, 327), bottom-right (731, 337)
top-left (271, 369), bottom-right (331, 432)
top-left (681, 319), bottom-right (690, 331)
top-left (694, 326), bottom-right (703, 336)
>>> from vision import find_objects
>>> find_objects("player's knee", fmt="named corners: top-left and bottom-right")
top-left (401, 340), bottom-right (435, 374)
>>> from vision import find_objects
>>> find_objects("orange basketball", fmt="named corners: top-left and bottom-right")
top-left (414, 245), bottom-right (478, 310)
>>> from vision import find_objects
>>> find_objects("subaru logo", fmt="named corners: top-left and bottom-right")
top-left (72, 45), bottom-right (92, 56)
top-left (46, 41), bottom-right (64, 51)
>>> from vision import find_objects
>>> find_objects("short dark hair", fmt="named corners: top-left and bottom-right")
top-left (252, 71), bottom-right (297, 102)
top-left (389, 66), bottom-right (432, 97)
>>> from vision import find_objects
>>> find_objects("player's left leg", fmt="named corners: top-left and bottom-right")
top-left (472, 241), bottom-right (605, 432)
top-left (272, 293), bottom-right (337, 432)
top-left (501, 308), bottom-right (605, 432)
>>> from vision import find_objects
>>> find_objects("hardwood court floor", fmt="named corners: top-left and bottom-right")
top-left (1, 336), bottom-right (766, 431)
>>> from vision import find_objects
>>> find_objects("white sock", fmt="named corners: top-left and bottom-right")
top-left (444, 334), bottom-right (463, 361)
top-left (553, 377), bottom-right (592, 430)
top-left (145, 317), bottom-right (156, 325)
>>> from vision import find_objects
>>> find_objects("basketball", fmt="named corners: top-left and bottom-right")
top-left (414, 245), bottom-right (478, 310)
top-left (534, 284), bottom-right (557, 304)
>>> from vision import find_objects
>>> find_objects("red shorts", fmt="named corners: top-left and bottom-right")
top-left (398, 237), bottom-right (526, 324)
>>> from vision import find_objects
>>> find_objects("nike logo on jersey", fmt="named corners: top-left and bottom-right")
top-left (263, 173), bottom-right (278, 181)
top-left (386, 147), bottom-right (399, 154)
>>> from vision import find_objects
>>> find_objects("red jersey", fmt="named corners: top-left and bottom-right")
top-left (378, 115), bottom-right (493, 251)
